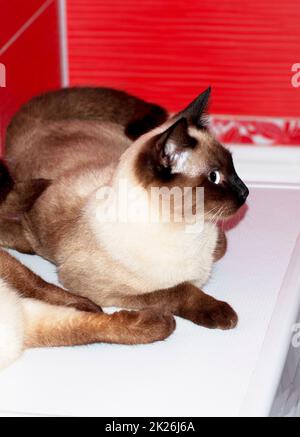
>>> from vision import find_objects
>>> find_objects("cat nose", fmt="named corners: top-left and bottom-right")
top-left (237, 185), bottom-right (249, 205)
top-left (230, 174), bottom-right (249, 205)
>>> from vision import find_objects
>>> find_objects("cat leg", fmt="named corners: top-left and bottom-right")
top-left (0, 220), bottom-right (35, 253)
top-left (0, 160), bottom-right (51, 254)
top-left (213, 229), bottom-right (227, 262)
top-left (0, 250), bottom-right (102, 313)
top-left (22, 299), bottom-right (176, 348)
top-left (0, 160), bottom-right (32, 252)
top-left (107, 283), bottom-right (237, 330)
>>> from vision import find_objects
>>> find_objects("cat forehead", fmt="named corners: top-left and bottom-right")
top-left (187, 127), bottom-right (232, 169)
top-left (188, 126), bottom-right (212, 149)
top-left (171, 127), bottom-right (232, 179)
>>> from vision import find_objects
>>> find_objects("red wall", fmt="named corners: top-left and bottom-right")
top-left (0, 0), bottom-right (61, 152)
top-left (67, 0), bottom-right (300, 118)
top-left (1, 1), bottom-right (300, 149)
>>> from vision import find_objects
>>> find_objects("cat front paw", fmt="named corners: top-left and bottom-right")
top-left (189, 300), bottom-right (238, 330)
top-left (114, 309), bottom-right (176, 344)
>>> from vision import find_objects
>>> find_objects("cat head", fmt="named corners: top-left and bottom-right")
top-left (134, 87), bottom-right (249, 221)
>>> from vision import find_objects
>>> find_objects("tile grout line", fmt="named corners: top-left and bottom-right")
top-left (0, 0), bottom-right (55, 57)
top-left (57, 0), bottom-right (69, 87)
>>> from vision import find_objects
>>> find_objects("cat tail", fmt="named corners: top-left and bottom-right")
top-left (0, 278), bottom-right (25, 370)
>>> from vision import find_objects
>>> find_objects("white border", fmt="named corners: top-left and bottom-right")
top-left (230, 145), bottom-right (300, 184)
top-left (57, 0), bottom-right (69, 87)
top-left (240, 231), bottom-right (300, 417)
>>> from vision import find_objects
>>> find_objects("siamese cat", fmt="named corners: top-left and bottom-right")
top-left (3, 86), bottom-right (249, 347)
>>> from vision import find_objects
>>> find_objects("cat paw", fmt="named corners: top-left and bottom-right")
top-left (116, 309), bottom-right (176, 344)
top-left (192, 300), bottom-right (238, 330)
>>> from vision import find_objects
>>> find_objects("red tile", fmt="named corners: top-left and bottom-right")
top-left (67, 0), bottom-right (300, 118)
top-left (0, 2), bottom-right (61, 153)
top-left (0, 0), bottom-right (47, 48)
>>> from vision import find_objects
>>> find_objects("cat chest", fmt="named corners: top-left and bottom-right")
top-left (98, 223), bottom-right (218, 290)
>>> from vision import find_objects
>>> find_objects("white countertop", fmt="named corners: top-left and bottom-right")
top-left (0, 183), bottom-right (300, 417)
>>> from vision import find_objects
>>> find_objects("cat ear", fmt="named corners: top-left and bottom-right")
top-left (155, 117), bottom-right (196, 173)
top-left (179, 86), bottom-right (211, 128)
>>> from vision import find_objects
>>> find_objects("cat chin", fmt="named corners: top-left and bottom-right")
top-left (217, 205), bottom-right (248, 227)
top-left (220, 210), bottom-right (239, 221)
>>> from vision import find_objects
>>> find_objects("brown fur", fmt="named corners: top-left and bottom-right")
top-left (214, 229), bottom-right (227, 262)
top-left (0, 167), bottom-right (51, 253)
top-left (3, 87), bottom-right (249, 342)
top-left (0, 249), bottom-right (175, 350)
top-left (24, 304), bottom-right (175, 348)
top-left (103, 282), bottom-right (237, 330)
top-left (0, 249), bottom-right (102, 313)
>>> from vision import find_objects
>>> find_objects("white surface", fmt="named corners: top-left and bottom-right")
top-left (0, 185), bottom-right (300, 417)
top-left (230, 146), bottom-right (300, 184)
top-left (240, 232), bottom-right (300, 416)
top-left (271, 306), bottom-right (300, 417)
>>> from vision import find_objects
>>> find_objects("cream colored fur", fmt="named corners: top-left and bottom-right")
top-left (0, 279), bottom-right (24, 370)
top-left (85, 129), bottom-right (218, 293)
top-left (87, 188), bottom-right (218, 293)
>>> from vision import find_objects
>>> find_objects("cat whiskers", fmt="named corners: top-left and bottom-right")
top-left (205, 205), bottom-right (225, 224)
top-left (205, 205), bottom-right (221, 219)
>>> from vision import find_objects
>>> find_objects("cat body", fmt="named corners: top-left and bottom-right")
top-left (6, 88), bottom-right (218, 304)
top-left (3, 86), bottom-right (249, 340)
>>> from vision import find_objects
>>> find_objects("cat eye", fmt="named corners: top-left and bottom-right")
top-left (208, 170), bottom-right (221, 184)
